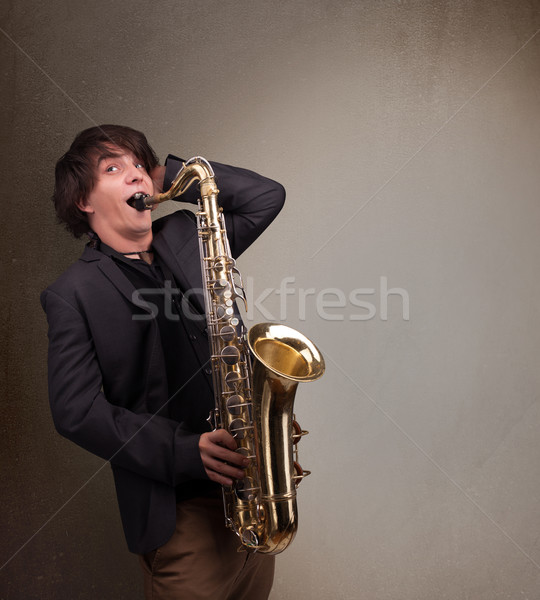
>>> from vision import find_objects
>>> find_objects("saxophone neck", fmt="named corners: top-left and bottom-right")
top-left (129, 156), bottom-right (218, 210)
top-left (160, 156), bottom-right (218, 203)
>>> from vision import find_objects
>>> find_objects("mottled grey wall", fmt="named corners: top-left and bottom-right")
top-left (2, 1), bottom-right (540, 599)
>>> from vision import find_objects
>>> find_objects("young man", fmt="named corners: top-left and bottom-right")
top-left (41, 125), bottom-right (285, 599)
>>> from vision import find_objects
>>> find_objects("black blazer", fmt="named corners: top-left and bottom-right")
top-left (41, 160), bottom-right (285, 553)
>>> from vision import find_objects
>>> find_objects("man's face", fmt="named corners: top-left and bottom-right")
top-left (80, 146), bottom-right (155, 248)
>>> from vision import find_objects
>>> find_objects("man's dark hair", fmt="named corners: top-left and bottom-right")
top-left (53, 124), bottom-right (159, 238)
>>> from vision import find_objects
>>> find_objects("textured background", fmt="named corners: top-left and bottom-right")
top-left (2, 1), bottom-right (540, 598)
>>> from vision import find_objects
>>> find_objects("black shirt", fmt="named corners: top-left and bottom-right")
top-left (99, 241), bottom-right (220, 501)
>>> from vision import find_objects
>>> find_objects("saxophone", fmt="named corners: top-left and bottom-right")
top-left (129, 157), bottom-right (325, 554)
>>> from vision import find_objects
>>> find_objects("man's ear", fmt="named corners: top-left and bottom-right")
top-left (77, 198), bottom-right (94, 214)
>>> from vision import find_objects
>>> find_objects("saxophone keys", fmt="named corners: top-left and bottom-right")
top-left (225, 371), bottom-right (241, 388)
top-left (216, 305), bottom-right (234, 320)
top-left (219, 325), bottom-right (236, 342)
top-left (235, 477), bottom-right (258, 502)
top-left (220, 345), bottom-right (240, 365)
top-left (234, 447), bottom-right (256, 464)
top-left (291, 420), bottom-right (309, 444)
top-left (213, 278), bottom-right (230, 293)
top-left (229, 418), bottom-right (249, 439)
top-left (226, 394), bottom-right (246, 415)
top-left (240, 528), bottom-right (259, 548)
top-left (206, 408), bottom-right (219, 430)
top-left (292, 462), bottom-right (311, 487)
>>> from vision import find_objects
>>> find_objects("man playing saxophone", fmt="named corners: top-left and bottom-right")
top-left (41, 124), bottom-right (285, 599)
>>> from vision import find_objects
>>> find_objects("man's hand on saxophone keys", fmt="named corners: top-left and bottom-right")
top-left (199, 429), bottom-right (250, 486)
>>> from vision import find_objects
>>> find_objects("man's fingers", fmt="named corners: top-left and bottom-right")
top-left (211, 445), bottom-right (248, 468)
top-left (199, 432), bottom-right (249, 482)
top-left (207, 429), bottom-right (237, 451)
top-left (200, 431), bottom-right (247, 466)
top-left (206, 469), bottom-right (234, 486)
top-left (204, 456), bottom-right (245, 481)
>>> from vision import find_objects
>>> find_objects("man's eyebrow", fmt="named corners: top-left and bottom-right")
top-left (96, 151), bottom-right (124, 166)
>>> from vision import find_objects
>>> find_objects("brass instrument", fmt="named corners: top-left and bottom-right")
top-left (129, 157), bottom-right (324, 554)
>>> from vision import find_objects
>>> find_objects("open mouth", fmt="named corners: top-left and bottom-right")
top-left (127, 192), bottom-right (151, 211)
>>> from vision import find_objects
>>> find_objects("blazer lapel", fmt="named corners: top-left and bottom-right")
top-left (81, 245), bottom-right (155, 315)
top-left (80, 216), bottom-right (207, 321)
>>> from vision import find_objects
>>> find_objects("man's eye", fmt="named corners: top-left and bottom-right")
top-left (106, 165), bottom-right (119, 172)
top-left (135, 163), bottom-right (145, 169)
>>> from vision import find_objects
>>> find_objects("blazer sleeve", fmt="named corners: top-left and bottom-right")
top-left (163, 154), bottom-right (286, 258)
top-left (41, 287), bottom-right (207, 487)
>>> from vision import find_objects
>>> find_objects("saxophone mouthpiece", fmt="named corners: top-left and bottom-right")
top-left (127, 192), bottom-right (152, 211)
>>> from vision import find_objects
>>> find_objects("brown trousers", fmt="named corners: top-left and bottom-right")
top-left (138, 497), bottom-right (275, 600)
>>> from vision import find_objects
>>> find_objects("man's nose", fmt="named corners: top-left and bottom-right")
top-left (126, 164), bottom-right (143, 183)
